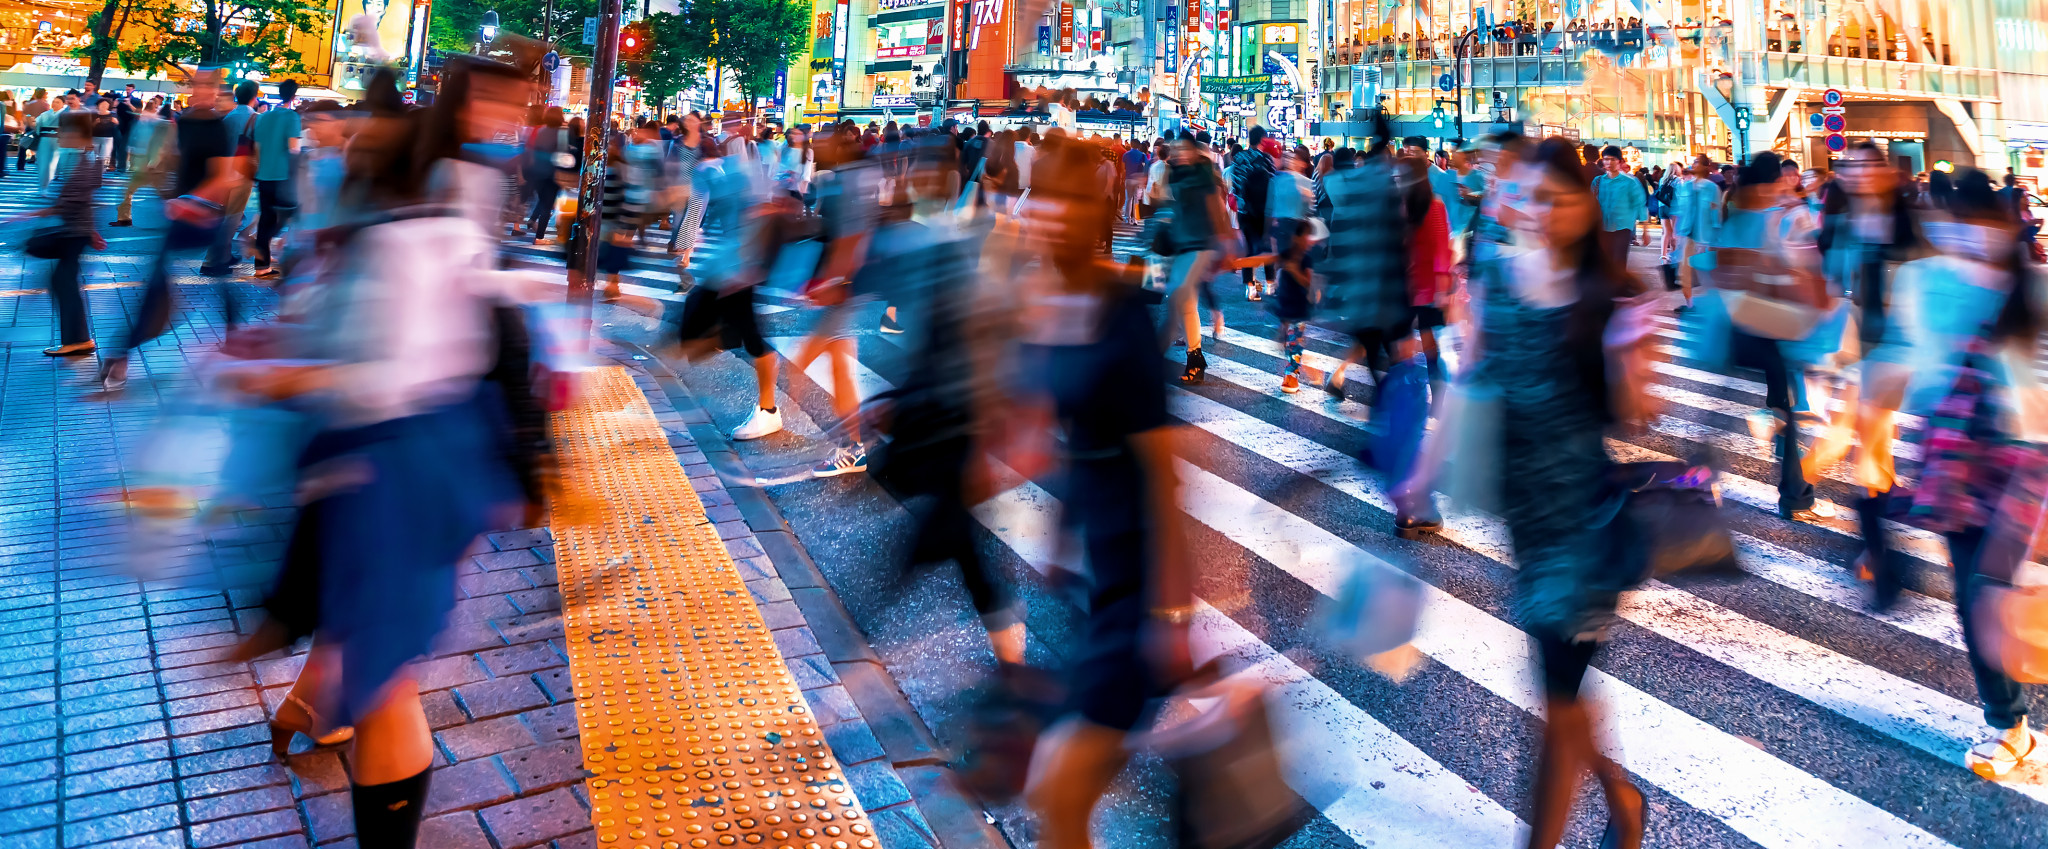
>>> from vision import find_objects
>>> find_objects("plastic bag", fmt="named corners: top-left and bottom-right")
top-left (1311, 551), bottom-right (1426, 679)
top-left (1148, 677), bottom-right (1312, 849)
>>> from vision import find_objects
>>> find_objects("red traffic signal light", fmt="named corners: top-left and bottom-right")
top-left (622, 32), bottom-right (640, 49)
top-left (620, 22), bottom-right (651, 58)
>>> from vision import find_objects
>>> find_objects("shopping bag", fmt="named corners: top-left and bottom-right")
top-left (1439, 379), bottom-right (1504, 515)
top-left (1592, 460), bottom-right (1740, 590)
top-left (1311, 552), bottom-right (1425, 678)
top-left (1975, 584), bottom-right (2048, 684)
top-left (1680, 288), bottom-right (1733, 370)
top-left (1150, 678), bottom-right (1313, 849)
top-left (1363, 355), bottom-right (1429, 483)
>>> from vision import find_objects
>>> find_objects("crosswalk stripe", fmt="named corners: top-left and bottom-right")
top-left (1166, 387), bottom-right (1965, 652)
top-left (1175, 461), bottom-right (1959, 849)
top-left (1191, 604), bottom-right (1529, 848)
top-left (1197, 328), bottom-right (1951, 567)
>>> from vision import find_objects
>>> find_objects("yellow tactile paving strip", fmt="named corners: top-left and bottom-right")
top-left (549, 366), bottom-right (874, 849)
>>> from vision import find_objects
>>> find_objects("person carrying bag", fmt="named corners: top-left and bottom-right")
top-left (1707, 153), bottom-right (1831, 520)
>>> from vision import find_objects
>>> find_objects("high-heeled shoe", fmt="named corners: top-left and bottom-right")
top-left (1181, 349), bottom-right (1208, 385)
top-left (269, 693), bottom-right (354, 757)
top-left (1599, 778), bottom-right (1646, 849)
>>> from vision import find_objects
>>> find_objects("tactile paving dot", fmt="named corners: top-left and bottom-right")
top-left (551, 368), bottom-right (871, 849)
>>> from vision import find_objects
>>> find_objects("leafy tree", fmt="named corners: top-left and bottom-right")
top-left (75, 0), bottom-right (330, 83)
top-left (630, 11), bottom-right (706, 102)
top-left (429, 0), bottom-right (598, 55)
top-left (682, 0), bottom-right (809, 108)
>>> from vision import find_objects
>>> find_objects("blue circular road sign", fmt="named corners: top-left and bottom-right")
top-left (543, 51), bottom-right (562, 72)
top-left (1823, 113), bottom-right (1846, 132)
top-left (1438, 73), bottom-right (1454, 92)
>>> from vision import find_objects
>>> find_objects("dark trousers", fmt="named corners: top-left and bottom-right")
top-left (110, 128), bottom-right (128, 171)
top-left (1238, 213), bottom-right (1269, 284)
top-left (1731, 330), bottom-right (1814, 513)
top-left (15, 130), bottom-right (29, 171)
top-left (1600, 228), bottom-right (1632, 270)
top-left (253, 179), bottom-right (295, 269)
top-left (0, 133), bottom-right (11, 178)
top-left (46, 234), bottom-right (90, 345)
top-left (1855, 254), bottom-right (1888, 346)
top-left (117, 241), bottom-right (230, 360)
top-left (528, 180), bottom-right (560, 241)
top-left (1948, 527), bottom-right (2031, 729)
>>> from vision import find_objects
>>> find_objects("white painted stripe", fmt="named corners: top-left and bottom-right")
top-left (1175, 462), bottom-right (1959, 849)
top-left (1191, 344), bottom-right (1948, 565)
top-left (1169, 388), bottom-right (1959, 649)
top-left (968, 461), bottom-right (1523, 846)
top-left (765, 336), bottom-right (891, 403)
top-left (1602, 439), bottom-right (1949, 567)
top-left (1192, 605), bottom-right (1528, 848)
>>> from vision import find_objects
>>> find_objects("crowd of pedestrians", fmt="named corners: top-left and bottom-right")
top-left (32, 46), bottom-right (2048, 847)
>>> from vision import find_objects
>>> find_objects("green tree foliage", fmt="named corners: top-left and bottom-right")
top-left (429, 0), bottom-right (598, 55)
top-left (682, 0), bottom-right (810, 106)
top-left (76, 0), bottom-right (329, 81)
top-left (629, 12), bottom-right (706, 102)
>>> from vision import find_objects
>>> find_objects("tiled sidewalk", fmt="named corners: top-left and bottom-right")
top-left (0, 184), bottom-right (996, 847)
top-left (0, 226), bottom-right (602, 847)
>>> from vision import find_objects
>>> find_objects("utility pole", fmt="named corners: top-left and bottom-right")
top-left (572, 0), bottom-right (625, 304)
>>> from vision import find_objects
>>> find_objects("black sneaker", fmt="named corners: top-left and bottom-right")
top-left (108, 219), bottom-right (132, 227)
top-left (879, 314), bottom-right (904, 334)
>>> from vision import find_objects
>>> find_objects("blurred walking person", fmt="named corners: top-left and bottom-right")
top-left (110, 97), bottom-right (171, 227)
top-left (201, 80), bottom-right (257, 276)
top-left (1471, 137), bottom-right (1649, 849)
top-left (231, 77), bottom-right (527, 848)
top-left (250, 80), bottom-right (301, 278)
top-left (1004, 139), bottom-right (1193, 849)
top-left (1711, 153), bottom-right (1830, 521)
top-left (1884, 168), bottom-right (2046, 778)
top-left (1266, 148), bottom-right (1316, 393)
top-left (1320, 135), bottom-right (1412, 400)
top-left (98, 68), bottom-right (247, 392)
top-left (15, 110), bottom-right (105, 356)
top-left (1230, 126), bottom-right (1276, 300)
top-left (1158, 133), bottom-right (1233, 383)
top-left (1669, 154), bottom-right (1721, 310)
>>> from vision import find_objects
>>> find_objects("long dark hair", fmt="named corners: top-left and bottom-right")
top-left (1949, 167), bottom-right (2042, 344)
top-left (1529, 136), bottom-right (1643, 417)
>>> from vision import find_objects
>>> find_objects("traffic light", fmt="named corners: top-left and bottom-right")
top-left (620, 22), bottom-right (651, 61)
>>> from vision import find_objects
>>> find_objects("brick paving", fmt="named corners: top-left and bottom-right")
top-left (0, 182), bottom-right (602, 848)
top-left (0, 179), bottom-right (986, 848)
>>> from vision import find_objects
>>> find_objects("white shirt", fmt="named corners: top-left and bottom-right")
top-left (321, 217), bottom-right (498, 428)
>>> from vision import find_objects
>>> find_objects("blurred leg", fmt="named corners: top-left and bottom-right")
top-left (1026, 719), bottom-right (1130, 849)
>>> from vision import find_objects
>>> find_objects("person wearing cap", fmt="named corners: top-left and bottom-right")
top-left (1591, 144), bottom-right (1646, 269)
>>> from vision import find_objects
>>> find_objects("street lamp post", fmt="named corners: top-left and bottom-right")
top-left (1450, 26), bottom-right (1481, 145)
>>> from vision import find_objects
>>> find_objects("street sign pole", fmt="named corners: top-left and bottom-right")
top-left (571, 0), bottom-right (625, 305)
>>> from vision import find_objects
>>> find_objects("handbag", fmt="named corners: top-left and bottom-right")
top-left (1311, 551), bottom-right (1425, 678)
top-left (22, 227), bottom-right (61, 259)
top-left (1149, 678), bottom-right (1313, 849)
top-left (1592, 460), bottom-right (1740, 591)
top-left (1714, 207), bottom-right (1827, 340)
top-left (1440, 379), bottom-right (1505, 514)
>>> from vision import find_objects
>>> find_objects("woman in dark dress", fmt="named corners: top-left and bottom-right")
top-left (1467, 138), bottom-right (1649, 849)
top-left (1001, 135), bottom-right (1194, 849)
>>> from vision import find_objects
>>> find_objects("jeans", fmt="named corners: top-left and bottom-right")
top-left (1731, 330), bottom-right (1814, 513)
top-left (527, 180), bottom-right (561, 241)
top-left (1948, 526), bottom-right (2031, 729)
top-left (110, 127), bottom-right (128, 171)
top-left (253, 179), bottom-right (296, 269)
top-left (46, 234), bottom-right (90, 345)
top-left (116, 239), bottom-right (230, 360)
top-left (1124, 177), bottom-right (1145, 221)
top-left (14, 130), bottom-right (28, 171)
top-left (0, 133), bottom-right (11, 177)
top-left (1238, 213), bottom-right (1269, 285)
top-left (205, 183), bottom-right (252, 270)
top-left (1160, 249), bottom-right (1220, 353)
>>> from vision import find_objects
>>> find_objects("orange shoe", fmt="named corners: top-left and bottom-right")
top-left (1281, 374), bottom-right (1300, 394)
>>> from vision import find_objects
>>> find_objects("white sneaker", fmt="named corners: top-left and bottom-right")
top-left (731, 407), bottom-right (783, 441)
top-left (811, 444), bottom-right (869, 478)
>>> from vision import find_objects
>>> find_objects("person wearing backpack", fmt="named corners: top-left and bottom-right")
top-left (1230, 126), bottom-right (1276, 301)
